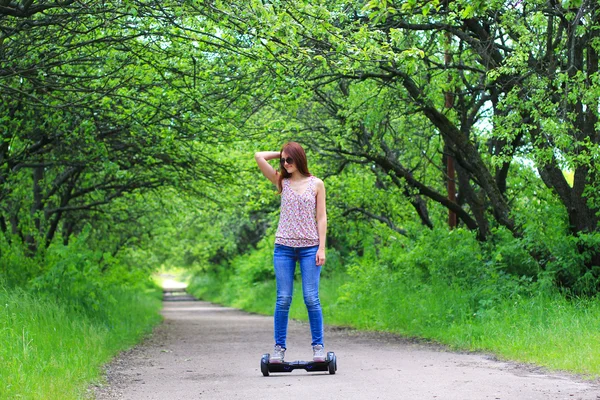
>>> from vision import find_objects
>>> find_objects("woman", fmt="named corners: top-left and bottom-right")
top-left (254, 142), bottom-right (327, 363)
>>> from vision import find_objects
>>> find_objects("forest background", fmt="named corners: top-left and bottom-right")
top-left (1, 1), bottom-right (600, 398)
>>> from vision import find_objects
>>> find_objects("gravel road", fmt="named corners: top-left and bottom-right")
top-left (92, 295), bottom-right (600, 400)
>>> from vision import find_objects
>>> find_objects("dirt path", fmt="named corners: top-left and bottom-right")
top-left (93, 296), bottom-right (600, 400)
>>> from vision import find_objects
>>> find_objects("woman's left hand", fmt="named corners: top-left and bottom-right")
top-left (316, 248), bottom-right (326, 266)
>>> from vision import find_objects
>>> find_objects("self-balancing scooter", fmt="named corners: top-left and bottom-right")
top-left (260, 351), bottom-right (337, 376)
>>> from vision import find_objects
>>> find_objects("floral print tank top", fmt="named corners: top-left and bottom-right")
top-left (275, 176), bottom-right (320, 247)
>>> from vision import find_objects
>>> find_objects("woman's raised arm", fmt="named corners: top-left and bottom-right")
top-left (254, 151), bottom-right (280, 185)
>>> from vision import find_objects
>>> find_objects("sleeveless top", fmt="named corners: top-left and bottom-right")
top-left (275, 176), bottom-right (320, 247)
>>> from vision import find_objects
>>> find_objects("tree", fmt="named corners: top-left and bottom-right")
top-left (0, 1), bottom-right (244, 257)
top-left (196, 0), bottom-right (600, 291)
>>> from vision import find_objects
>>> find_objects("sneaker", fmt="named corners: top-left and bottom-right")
top-left (312, 344), bottom-right (326, 362)
top-left (271, 345), bottom-right (285, 364)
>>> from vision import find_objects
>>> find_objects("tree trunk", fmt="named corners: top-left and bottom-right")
top-left (396, 70), bottom-right (516, 234)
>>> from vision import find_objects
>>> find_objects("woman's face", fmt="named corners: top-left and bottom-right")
top-left (281, 151), bottom-right (297, 174)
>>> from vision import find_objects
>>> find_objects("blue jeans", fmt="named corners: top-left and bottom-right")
top-left (273, 244), bottom-right (323, 348)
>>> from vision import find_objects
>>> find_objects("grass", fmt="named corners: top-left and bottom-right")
top-left (0, 287), bottom-right (163, 400)
top-left (189, 272), bottom-right (600, 378)
top-left (334, 275), bottom-right (600, 377)
top-left (465, 296), bottom-right (600, 375)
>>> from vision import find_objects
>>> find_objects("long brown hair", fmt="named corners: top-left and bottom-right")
top-left (277, 141), bottom-right (311, 193)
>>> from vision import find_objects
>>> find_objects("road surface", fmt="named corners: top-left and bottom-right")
top-left (93, 295), bottom-right (600, 399)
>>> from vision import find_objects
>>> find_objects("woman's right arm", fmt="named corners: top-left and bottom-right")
top-left (254, 151), bottom-right (280, 185)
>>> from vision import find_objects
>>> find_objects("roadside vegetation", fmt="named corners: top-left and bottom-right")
top-left (0, 235), bottom-right (162, 399)
top-left (0, 286), bottom-right (161, 400)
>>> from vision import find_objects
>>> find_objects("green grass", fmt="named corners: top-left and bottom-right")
top-left (0, 287), bottom-right (163, 400)
top-left (333, 275), bottom-right (600, 377)
top-left (189, 272), bottom-right (600, 378)
top-left (462, 296), bottom-right (600, 375)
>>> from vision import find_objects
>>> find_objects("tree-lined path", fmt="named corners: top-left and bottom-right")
top-left (4, 2), bottom-right (600, 398)
top-left (93, 295), bottom-right (599, 400)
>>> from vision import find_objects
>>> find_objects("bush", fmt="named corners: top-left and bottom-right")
top-left (0, 233), bottom-right (42, 287)
top-left (26, 229), bottom-right (154, 318)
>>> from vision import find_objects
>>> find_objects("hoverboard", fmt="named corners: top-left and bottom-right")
top-left (260, 351), bottom-right (337, 376)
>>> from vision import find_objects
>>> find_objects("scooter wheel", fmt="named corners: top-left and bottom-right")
top-left (327, 352), bottom-right (337, 375)
top-left (261, 354), bottom-right (270, 377)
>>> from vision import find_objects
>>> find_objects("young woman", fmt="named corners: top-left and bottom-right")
top-left (254, 142), bottom-right (327, 363)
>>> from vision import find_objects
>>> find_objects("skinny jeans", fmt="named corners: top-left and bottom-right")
top-left (273, 244), bottom-right (323, 348)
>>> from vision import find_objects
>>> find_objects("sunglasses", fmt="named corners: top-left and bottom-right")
top-left (280, 157), bottom-right (294, 165)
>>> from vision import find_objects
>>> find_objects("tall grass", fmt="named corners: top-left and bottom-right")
top-left (0, 287), bottom-right (162, 400)
top-left (334, 274), bottom-right (600, 376)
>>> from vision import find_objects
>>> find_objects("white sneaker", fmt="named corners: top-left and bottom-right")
top-left (271, 345), bottom-right (285, 364)
top-left (312, 344), bottom-right (326, 362)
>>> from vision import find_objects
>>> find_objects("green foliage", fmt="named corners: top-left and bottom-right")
top-left (407, 228), bottom-right (485, 285)
top-left (0, 215), bottom-right (163, 398)
top-left (0, 223), bottom-right (154, 318)
top-left (29, 231), bottom-right (114, 314)
top-left (0, 286), bottom-right (162, 399)
top-left (230, 239), bottom-right (276, 284)
top-left (0, 1), bottom-right (243, 262)
top-left (200, 0), bottom-right (600, 289)
top-left (0, 234), bottom-right (41, 287)
top-left (352, 275), bottom-right (600, 377)
top-left (548, 232), bottom-right (600, 296)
